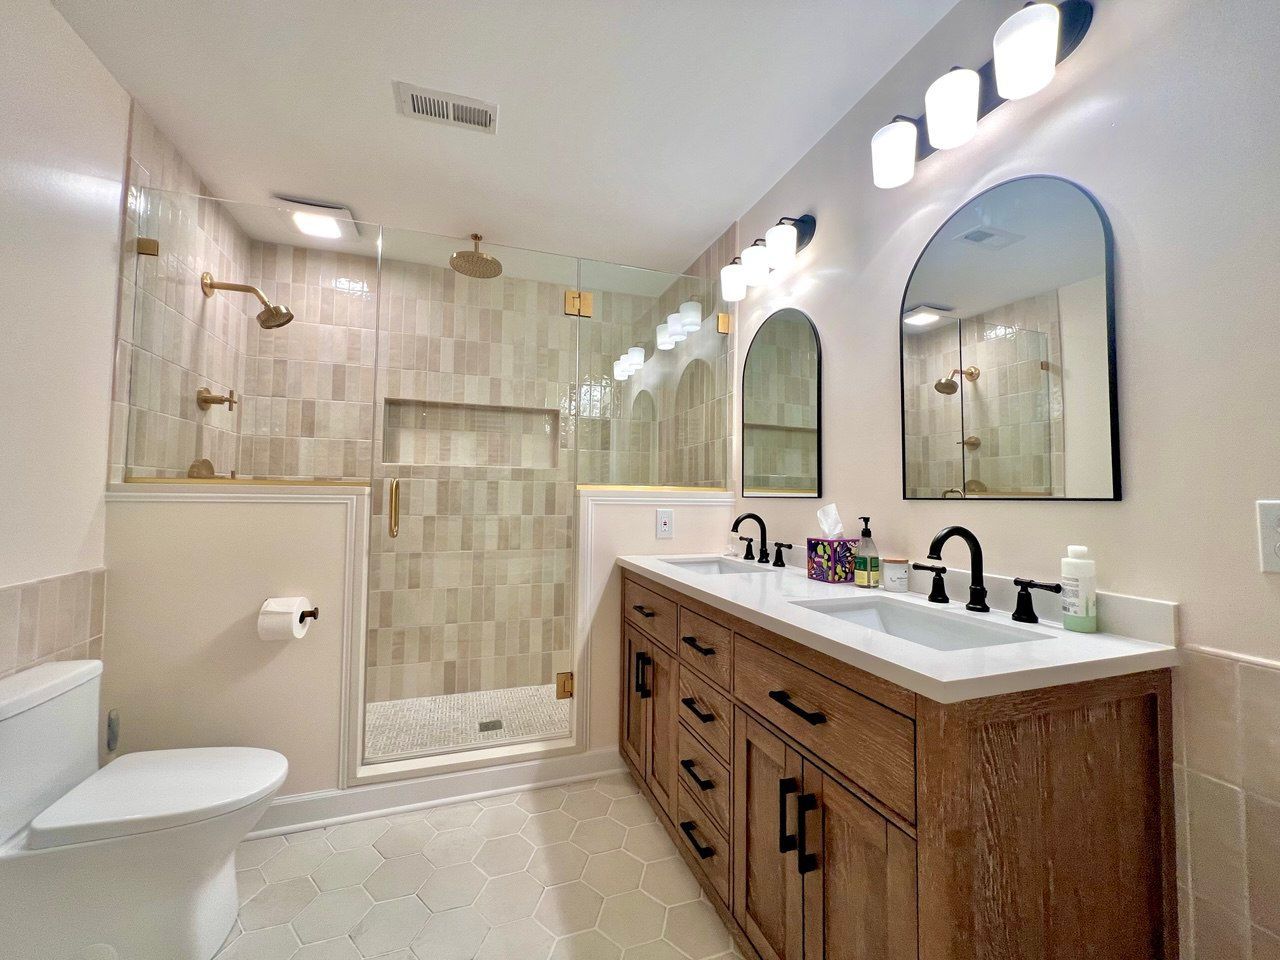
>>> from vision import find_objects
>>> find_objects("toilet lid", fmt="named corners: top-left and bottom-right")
top-left (27, 747), bottom-right (288, 849)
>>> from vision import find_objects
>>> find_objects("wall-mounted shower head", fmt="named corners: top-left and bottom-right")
top-left (201, 272), bottom-right (295, 329)
top-left (449, 234), bottom-right (503, 279)
top-left (934, 365), bottom-right (981, 395)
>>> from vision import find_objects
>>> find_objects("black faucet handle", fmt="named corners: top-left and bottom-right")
top-left (913, 563), bottom-right (949, 604)
top-left (771, 542), bottom-right (793, 567)
top-left (738, 536), bottom-right (755, 561)
top-left (1011, 578), bottom-right (1064, 624)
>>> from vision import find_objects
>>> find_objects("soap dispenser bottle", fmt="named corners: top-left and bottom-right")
top-left (854, 517), bottom-right (880, 588)
top-left (1060, 545), bottom-right (1098, 633)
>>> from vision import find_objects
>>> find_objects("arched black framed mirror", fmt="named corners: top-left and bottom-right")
top-left (742, 307), bottom-right (822, 497)
top-left (899, 175), bottom-right (1119, 501)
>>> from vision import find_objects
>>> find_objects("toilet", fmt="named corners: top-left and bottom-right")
top-left (0, 660), bottom-right (287, 960)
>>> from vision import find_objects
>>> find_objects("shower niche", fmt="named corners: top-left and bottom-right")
top-left (382, 399), bottom-right (561, 469)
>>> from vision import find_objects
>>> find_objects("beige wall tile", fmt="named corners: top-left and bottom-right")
top-left (1180, 652), bottom-right (1242, 784)
top-left (1240, 664), bottom-right (1280, 803)
top-left (1247, 794), bottom-right (1280, 937)
top-left (1187, 771), bottom-right (1248, 916)
top-left (1194, 896), bottom-right (1250, 960)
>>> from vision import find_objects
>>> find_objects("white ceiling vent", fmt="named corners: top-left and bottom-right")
top-left (953, 224), bottom-right (1024, 251)
top-left (394, 81), bottom-right (497, 135)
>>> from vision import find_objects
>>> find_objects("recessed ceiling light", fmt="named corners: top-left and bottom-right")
top-left (903, 304), bottom-right (953, 327)
top-left (274, 195), bottom-right (361, 241)
top-left (291, 211), bottom-right (343, 239)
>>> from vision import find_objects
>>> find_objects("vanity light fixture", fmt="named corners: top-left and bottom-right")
top-left (872, 117), bottom-right (919, 189)
top-left (740, 241), bottom-right (771, 287)
top-left (994, 3), bottom-right (1062, 100)
top-left (274, 195), bottom-right (361, 241)
top-left (926, 67), bottom-right (980, 150)
top-left (666, 312), bottom-right (688, 342)
top-left (679, 300), bottom-right (702, 334)
top-left (763, 215), bottom-right (817, 269)
top-left (720, 259), bottom-right (747, 303)
top-left (612, 359), bottom-right (630, 381)
top-left (872, 0), bottom-right (1093, 187)
top-left (626, 346), bottom-right (645, 370)
top-left (656, 322), bottom-right (675, 350)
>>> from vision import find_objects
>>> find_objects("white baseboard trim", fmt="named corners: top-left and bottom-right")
top-left (249, 747), bottom-right (626, 838)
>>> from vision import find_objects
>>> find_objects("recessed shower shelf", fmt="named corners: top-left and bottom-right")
top-left (381, 398), bottom-right (561, 469)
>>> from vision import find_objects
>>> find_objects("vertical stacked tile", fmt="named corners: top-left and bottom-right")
top-left (0, 569), bottom-right (106, 680)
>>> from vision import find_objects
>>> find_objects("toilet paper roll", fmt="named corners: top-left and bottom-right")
top-left (258, 597), bottom-right (312, 642)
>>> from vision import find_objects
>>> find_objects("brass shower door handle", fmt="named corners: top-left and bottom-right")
top-left (388, 478), bottom-right (400, 538)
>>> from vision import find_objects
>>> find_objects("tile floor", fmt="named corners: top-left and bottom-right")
top-left (364, 685), bottom-right (571, 761)
top-left (216, 772), bottom-right (745, 960)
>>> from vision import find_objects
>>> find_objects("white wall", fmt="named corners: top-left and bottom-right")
top-left (1058, 274), bottom-right (1111, 496)
top-left (0, 0), bottom-right (129, 587)
top-left (726, 1), bottom-right (1280, 954)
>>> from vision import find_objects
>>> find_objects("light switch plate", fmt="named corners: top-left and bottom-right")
top-left (656, 508), bottom-right (674, 540)
top-left (1257, 501), bottom-right (1280, 572)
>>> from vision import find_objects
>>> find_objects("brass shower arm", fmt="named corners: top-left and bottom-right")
top-left (200, 272), bottom-right (272, 309)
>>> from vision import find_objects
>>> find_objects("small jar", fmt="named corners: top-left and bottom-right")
top-left (882, 558), bottom-right (910, 593)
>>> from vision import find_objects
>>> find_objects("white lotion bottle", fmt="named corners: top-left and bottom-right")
top-left (1061, 545), bottom-right (1098, 633)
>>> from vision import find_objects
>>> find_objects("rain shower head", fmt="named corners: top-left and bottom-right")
top-left (201, 272), bottom-right (295, 329)
top-left (450, 234), bottom-right (503, 279)
top-left (934, 365), bottom-right (981, 394)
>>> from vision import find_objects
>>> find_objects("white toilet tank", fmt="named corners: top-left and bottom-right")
top-left (0, 660), bottom-right (102, 845)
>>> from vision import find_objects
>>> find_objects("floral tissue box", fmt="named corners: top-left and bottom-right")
top-left (807, 537), bottom-right (859, 584)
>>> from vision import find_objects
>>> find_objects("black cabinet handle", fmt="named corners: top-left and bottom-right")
top-left (768, 690), bottom-right (827, 725)
top-left (681, 635), bottom-right (716, 656)
top-left (680, 696), bottom-right (715, 723)
top-left (796, 792), bottom-right (818, 874)
top-left (633, 651), bottom-right (643, 695)
top-left (679, 820), bottom-right (716, 859)
top-left (632, 604), bottom-right (656, 619)
top-left (777, 777), bottom-right (799, 853)
top-left (636, 652), bottom-right (652, 699)
top-left (680, 758), bottom-right (715, 791)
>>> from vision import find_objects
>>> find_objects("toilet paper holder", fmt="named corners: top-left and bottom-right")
top-left (299, 607), bottom-right (319, 624)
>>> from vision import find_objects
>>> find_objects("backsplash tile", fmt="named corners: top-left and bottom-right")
top-left (0, 569), bottom-right (106, 680)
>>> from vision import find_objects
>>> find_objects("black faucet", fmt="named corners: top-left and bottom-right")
top-left (925, 525), bottom-right (989, 612)
top-left (731, 513), bottom-right (771, 564)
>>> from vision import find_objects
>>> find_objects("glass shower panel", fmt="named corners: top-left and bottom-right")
top-left (122, 188), bottom-right (378, 481)
top-left (576, 260), bottom-right (718, 487)
top-left (959, 319), bottom-right (1055, 497)
top-left (363, 229), bottom-right (580, 762)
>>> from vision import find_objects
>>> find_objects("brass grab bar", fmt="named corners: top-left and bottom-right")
top-left (388, 478), bottom-right (400, 538)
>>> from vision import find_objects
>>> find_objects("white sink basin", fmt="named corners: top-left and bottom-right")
top-left (661, 557), bottom-right (769, 576)
top-left (791, 596), bottom-right (1052, 651)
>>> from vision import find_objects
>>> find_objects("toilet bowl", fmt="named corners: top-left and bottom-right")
top-left (0, 661), bottom-right (288, 960)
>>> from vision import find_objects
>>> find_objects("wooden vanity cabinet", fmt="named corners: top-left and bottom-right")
top-left (619, 571), bottom-right (1177, 960)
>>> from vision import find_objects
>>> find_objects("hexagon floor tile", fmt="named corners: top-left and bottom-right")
top-left (214, 775), bottom-right (743, 960)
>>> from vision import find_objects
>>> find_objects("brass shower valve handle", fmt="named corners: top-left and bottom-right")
top-left (196, 387), bottom-right (237, 411)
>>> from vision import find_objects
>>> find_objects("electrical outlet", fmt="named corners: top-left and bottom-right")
top-left (1258, 501), bottom-right (1280, 572)
top-left (656, 508), bottom-right (674, 540)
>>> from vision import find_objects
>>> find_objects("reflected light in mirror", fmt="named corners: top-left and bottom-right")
top-left (666, 312), bottom-right (687, 342)
top-left (626, 346), bottom-right (645, 370)
top-left (925, 68), bottom-right (980, 150)
top-left (765, 222), bottom-right (798, 269)
top-left (679, 300), bottom-right (702, 333)
top-left (903, 305), bottom-right (947, 327)
top-left (872, 118), bottom-right (918, 189)
top-left (741, 243), bottom-right (770, 286)
top-left (612, 359), bottom-right (629, 381)
top-left (994, 3), bottom-right (1061, 100)
top-left (655, 322), bottom-right (675, 350)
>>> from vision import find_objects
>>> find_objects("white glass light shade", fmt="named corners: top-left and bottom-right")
top-left (666, 313), bottom-right (687, 342)
top-left (994, 3), bottom-right (1061, 100)
top-left (720, 262), bottom-right (746, 303)
top-left (871, 119), bottom-right (918, 189)
top-left (679, 300), bottom-right (702, 333)
top-left (626, 346), bottom-right (645, 369)
top-left (764, 222), bottom-right (798, 269)
top-left (740, 244), bottom-right (770, 287)
top-left (925, 68), bottom-right (980, 150)
top-left (292, 211), bottom-right (343, 239)
top-left (655, 322), bottom-right (674, 350)
top-left (612, 360), bottom-right (629, 381)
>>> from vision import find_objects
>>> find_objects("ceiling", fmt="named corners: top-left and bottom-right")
top-left (53, 0), bottom-right (959, 272)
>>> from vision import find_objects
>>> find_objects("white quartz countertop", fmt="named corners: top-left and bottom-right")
top-left (617, 554), bottom-right (1180, 704)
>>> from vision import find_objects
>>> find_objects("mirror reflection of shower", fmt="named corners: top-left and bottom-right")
top-left (933, 365), bottom-right (980, 395)
top-left (200, 271), bottom-right (294, 328)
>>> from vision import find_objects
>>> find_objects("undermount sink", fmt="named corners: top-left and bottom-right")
top-left (661, 557), bottom-right (768, 576)
top-left (790, 596), bottom-right (1052, 652)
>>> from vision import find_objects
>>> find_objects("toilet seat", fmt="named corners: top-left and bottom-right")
top-left (27, 747), bottom-right (288, 849)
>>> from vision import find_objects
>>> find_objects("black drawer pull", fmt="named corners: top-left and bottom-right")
top-left (681, 635), bottom-right (715, 656)
top-left (635, 652), bottom-right (652, 699)
top-left (680, 758), bottom-right (715, 791)
top-left (796, 792), bottom-right (818, 874)
top-left (632, 604), bottom-right (656, 619)
top-left (680, 696), bottom-right (715, 723)
top-left (777, 776), bottom-right (799, 853)
top-left (768, 689), bottom-right (827, 725)
top-left (679, 820), bottom-right (716, 859)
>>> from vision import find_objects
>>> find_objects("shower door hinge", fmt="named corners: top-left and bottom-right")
top-left (563, 291), bottom-right (593, 317)
top-left (135, 237), bottom-right (160, 257)
top-left (555, 671), bottom-right (575, 699)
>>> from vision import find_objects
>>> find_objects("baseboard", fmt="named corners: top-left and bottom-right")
top-left (249, 746), bottom-right (626, 837)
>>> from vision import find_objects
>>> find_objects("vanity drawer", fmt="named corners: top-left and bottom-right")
top-left (624, 578), bottom-right (677, 651)
top-left (677, 607), bottom-right (732, 689)
top-left (675, 783), bottom-right (731, 904)
top-left (678, 669), bottom-right (733, 763)
top-left (677, 724), bottom-right (731, 833)
top-left (734, 636), bottom-right (917, 822)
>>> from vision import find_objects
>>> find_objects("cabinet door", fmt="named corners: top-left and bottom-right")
top-left (622, 626), bottom-right (649, 773)
top-left (646, 643), bottom-right (678, 814)
top-left (800, 763), bottom-right (917, 960)
top-left (733, 712), bottom-right (804, 960)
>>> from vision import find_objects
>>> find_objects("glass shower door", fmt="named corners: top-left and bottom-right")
top-left (361, 229), bottom-right (581, 763)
